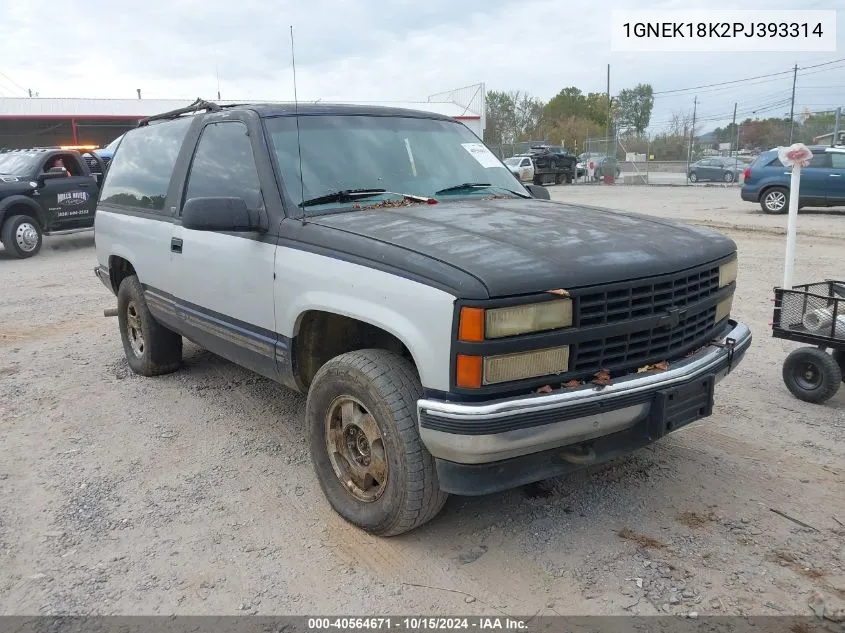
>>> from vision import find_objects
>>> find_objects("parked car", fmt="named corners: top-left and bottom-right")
top-left (689, 157), bottom-right (746, 183)
top-left (0, 147), bottom-right (107, 257)
top-left (504, 155), bottom-right (534, 182)
top-left (741, 146), bottom-right (845, 213)
top-left (576, 153), bottom-right (622, 179)
top-left (94, 99), bottom-right (750, 535)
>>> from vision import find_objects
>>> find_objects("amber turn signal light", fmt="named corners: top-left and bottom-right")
top-left (458, 307), bottom-right (485, 342)
top-left (456, 354), bottom-right (483, 389)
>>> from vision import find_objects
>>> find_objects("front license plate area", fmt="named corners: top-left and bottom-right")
top-left (653, 374), bottom-right (715, 435)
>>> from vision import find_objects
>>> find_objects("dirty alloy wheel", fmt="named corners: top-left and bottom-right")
top-left (306, 349), bottom-right (447, 536)
top-left (782, 347), bottom-right (842, 404)
top-left (117, 275), bottom-right (182, 377)
top-left (1, 215), bottom-right (42, 259)
top-left (723, 171), bottom-right (734, 183)
top-left (689, 172), bottom-right (698, 183)
top-left (761, 187), bottom-right (788, 214)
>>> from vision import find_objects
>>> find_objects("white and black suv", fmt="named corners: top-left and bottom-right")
top-left (94, 99), bottom-right (752, 535)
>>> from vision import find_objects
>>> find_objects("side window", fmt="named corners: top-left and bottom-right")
top-left (521, 159), bottom-right (531, 167)
top-left (100, 117), bottom-right (192, 213)
top-left (831, 153), bottom-right (845, 169)
top-left (806, 153), bottom-right (831, 169)
top-left (183, 122), bottom-right (263, 212)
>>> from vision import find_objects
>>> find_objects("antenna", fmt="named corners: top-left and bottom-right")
top-left (290, 25), bottom-right (305, 213)
top-left (215, 51), bottom-right (221, 100)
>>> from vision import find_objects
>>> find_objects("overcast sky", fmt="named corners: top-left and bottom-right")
top-left (1, 0), bottom-right (842, 133)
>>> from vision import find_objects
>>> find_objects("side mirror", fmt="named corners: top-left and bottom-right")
top-left (181, 197), bottom-right (266, 232)
top-left (524, 184), bottom-right (550, 200)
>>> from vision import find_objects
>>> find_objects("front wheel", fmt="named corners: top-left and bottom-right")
top-left (782, 347), bottom-right (841, 403)
top-left (723, 171), bottom-right (734, 183)
top-left (689, 172), bottom-right (698, 183)
top-left (761, 187), bottom-right (789, 214)
top-left (1, 215), bottom-right (42, 259)
top-left (306, 349), bottom-right (447, 536)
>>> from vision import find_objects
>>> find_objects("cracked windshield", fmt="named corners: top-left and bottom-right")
top-left (265, 114), bottom-right (529, 211)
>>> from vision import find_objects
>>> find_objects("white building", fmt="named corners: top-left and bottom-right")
top-left (0, 84), bottom-right (485, 148)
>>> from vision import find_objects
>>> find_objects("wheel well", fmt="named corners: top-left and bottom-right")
top-left (1, 204), bottom-right (40, 228)
top-left (108, 256), bottom-right (136, 294)
top-left (760, 184), bottom-right (788, 199)
top-left (295, 311), bottom-right (416, 389)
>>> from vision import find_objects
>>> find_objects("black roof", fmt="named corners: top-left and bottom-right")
top-left (139, 98), bottom-right (457, 127)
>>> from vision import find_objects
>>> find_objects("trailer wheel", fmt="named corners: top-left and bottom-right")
top-left (834, 349), bottom-right (845, 383)
top-left (782, 347), bottom-right (841, 403)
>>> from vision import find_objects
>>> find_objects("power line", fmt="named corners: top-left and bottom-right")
top-left (652, 57), bottom-right (845, 96)
top-left (0, 71), bottom-right (28, 96)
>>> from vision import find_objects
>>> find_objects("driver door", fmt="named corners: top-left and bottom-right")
top-left (35, 154), bottom-right (96, 231)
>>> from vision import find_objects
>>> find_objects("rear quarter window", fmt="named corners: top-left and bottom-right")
top-left (99, 117), bottom-right (192, 213)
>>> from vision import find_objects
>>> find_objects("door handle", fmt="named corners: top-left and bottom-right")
top-left (171, 237), bottom-right (183, 254)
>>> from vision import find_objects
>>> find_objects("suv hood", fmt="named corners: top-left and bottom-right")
top-left (308, 198), bottom-right (736, 298)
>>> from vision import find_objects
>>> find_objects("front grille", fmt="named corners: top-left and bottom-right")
top-left (579, 266), bottom-right (720, 327)
top-left (83, 155), bottom-right (102, 174)
top-left (573, 305), bottom-right (717, 372)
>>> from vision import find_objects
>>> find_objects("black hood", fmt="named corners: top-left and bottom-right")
top-left (0, 179), bottom-right (36, 198)
top-left (306, 198), bottom-right (737, 299)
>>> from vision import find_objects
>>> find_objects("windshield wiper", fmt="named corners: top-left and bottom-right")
top-left (435, 182), bottom-right (492, 195)
top-left (299, 189), bottom-right (387, 208)
top-left (435, 182), bottom-right (530, 198)
top-left (300, 189), bottom-right (434, 208)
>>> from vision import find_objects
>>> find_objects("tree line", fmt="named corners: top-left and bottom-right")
top-left (484, 86), bottom-right (839, 160)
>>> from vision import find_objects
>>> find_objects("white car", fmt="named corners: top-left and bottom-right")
top-left (504, 155), bottom-right (534, 182)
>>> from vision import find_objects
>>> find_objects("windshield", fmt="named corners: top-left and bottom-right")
top-left (264, 115), bottom-right (527, 211)
top-left (0, 152), bottom-right (40, 176)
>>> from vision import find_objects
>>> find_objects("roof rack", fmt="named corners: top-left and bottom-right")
top-left (137, 98), bottom-right (223, 127)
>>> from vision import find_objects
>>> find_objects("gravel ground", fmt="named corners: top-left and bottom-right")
top-left (1, 187), bottom-right (844, 618)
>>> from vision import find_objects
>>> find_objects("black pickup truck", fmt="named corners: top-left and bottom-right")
top-left (0, 148), bottom-right (107, 258)
top-left (528, 145), bottom-right (577, 185)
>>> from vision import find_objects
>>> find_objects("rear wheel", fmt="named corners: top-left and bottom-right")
top-left (782, 347), bottom-right (841, 403)
top-left (761, 187), bottom-right (788, 214)
top-left (117, 275), bottom-right (182, 376)
top-left (1, 215), bottom-right (42, 259)
top-left (306, 349), bottom-right (447, 536)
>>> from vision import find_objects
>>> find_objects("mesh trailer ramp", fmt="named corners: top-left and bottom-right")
top-left (772, 280), bottom-right (845, 403)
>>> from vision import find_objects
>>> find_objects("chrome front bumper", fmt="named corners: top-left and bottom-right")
top-left (418, 320), bottom-right (751, 465)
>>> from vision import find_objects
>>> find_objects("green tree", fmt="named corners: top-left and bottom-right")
top-left (614, 83), bottom-right (654, 134)
top-left (484, 90), bottom-right (517, 145)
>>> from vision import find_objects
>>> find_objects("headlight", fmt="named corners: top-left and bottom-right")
top-left (715, 295), bottom-right (733, 323)
top-left (719, 257), bottom-right (738, 288)
top-left (483, 346), bottom-right (570, 385)
top-left (484, 300), bottom-right (573, 339)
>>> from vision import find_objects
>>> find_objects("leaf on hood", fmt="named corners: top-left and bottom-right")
top-left (562, 379), bottom-right (584, 388)
top-left (637, 360), bottom-right (670, 373)
top-left (592, 369), bottom-right (612, 385)
top-left (535, 385), bottom-right (553, 394)
top-left (547, 289), bottom-right (570, 297)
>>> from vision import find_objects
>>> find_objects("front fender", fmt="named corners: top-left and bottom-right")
top-left (0, 195), bottom-right (46, 228)
top-left (274, 247), bottom-right (457, 392)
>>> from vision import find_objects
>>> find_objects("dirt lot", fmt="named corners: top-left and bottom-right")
top-left (1, 186), bottom-right (844, 618)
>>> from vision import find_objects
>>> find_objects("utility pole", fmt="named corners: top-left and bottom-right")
top-left (833, 106), bottom-right (842, 146)
top-left (605, 64), bottom-right (611, 152)
top-left (687, 96), bottom-right (697, 183)
top-left (788, 63), bottom-right (797, 144)
top-left (731, 103), bottom-right (737, 155)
